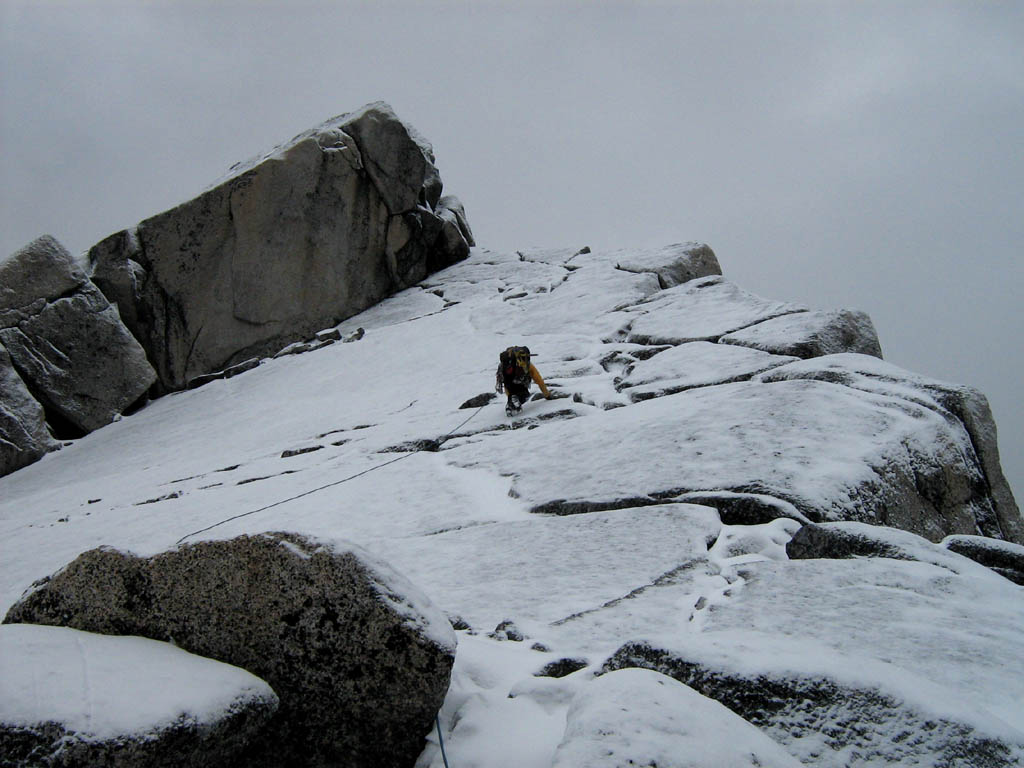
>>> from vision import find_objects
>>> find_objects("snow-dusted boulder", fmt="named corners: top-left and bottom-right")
top-left (0, 624), bottom-right (277, 767)
top-left (553, 667), bottom-right (802, 768)
top-left (0, 236), bottom-right (156, 437)
top-left (4, 532), bottom-right (457, 768)
top-left (758, 354), bottom-right (1022, 543)
top-left (87, 102), bottom-right (470, 392)
top-left (436, 194), bottom-right (475, 248)
top-left (943, 534), bottom-right (1024, 585)
top-left (721, 308), bottom-right (883, 359)
top-left (0, 342), bottom-right (58, 476)
top-left (604, 241), bottom-right (722, 288)
top-left (605, 634), bottom-right (1024, 768)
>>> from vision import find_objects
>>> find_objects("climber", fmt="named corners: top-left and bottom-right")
top-left (495, 345), bottom-right (551, 417)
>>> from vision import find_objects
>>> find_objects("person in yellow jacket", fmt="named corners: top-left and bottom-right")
top-left (495, 345), bottom-right (551, 416)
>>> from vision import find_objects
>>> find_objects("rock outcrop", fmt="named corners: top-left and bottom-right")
top-left (0, 623), bottom-right (278, 768)
top-left (721, 308), bottom-right (883, 359)
top-left (0, 236), bottom-right (156, 436)
top-left (0, 343), bottom-right (58, 476)
top-left (87, 102), bottom-right (471, 392)
top-left (4, 532), bottom-right (457, 768)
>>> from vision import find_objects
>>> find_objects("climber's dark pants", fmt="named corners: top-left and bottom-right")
top-left (504, 377), bottom-right (530, 406)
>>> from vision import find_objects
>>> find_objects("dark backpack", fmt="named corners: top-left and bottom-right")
top-left (498, 346), bottom-right (531, 384)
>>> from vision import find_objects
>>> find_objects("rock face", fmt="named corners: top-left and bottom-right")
top-left (87, 101), bottom-right (471, 392)
top-left (0, 623), bottom-right (278, 768)
top-left (0, 236), bottom-right (157, 436)
top-left (0, 342), bottom-right (58, 476)
top-left (4, 532), bottom-right (457, 768)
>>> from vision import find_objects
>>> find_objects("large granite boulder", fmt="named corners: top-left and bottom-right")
top-left (0, 623), bottom-right (278, 768)
top-left (87, 102), bottom-right (471, 391)
top-left (0, 342), bottom-right (58, 476)
top-left (3, 532), bottom-right (457, 768)
top-left (0, 236), bottom-right (157, 436)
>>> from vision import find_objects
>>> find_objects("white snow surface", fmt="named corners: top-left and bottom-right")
top-left (1, 245), bottom-right (1021, 766)
top-left (0, 624), bottom-right (276, 740)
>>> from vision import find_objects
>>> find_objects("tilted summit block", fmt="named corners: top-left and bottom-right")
top-left (87, 102), bottom-right (472, 391)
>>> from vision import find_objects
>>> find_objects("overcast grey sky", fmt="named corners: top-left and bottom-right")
top-left (2, 1), bottom-right (1022, 505)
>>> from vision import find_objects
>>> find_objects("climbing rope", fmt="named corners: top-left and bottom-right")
top-left (436, 713), bottom-right (452, 768)
top-left (175, 403), bottom-right (488, 546)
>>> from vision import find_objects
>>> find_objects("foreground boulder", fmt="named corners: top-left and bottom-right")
top-left (0, 236), bottom-right (156, 435)
top-left (0, 343), bottom-right (58, 476)
top-left (4, 532), bottom-right (457, 768)
top-left (0, 623), bottom-right (277, 767)
top-left (87, 102), bottom-right (471, 392)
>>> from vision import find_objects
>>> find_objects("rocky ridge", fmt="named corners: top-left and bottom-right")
top-left (0, 102), bottom-right (472, 477)
top-left (1, 113), bottom-right (1022, 767)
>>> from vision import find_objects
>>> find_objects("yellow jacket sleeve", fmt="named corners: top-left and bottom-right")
top-left (529, 364), bottom-right (551, 398)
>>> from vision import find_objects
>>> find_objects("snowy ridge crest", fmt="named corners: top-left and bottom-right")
top-left (2, 240), bottom-right (1022, 767)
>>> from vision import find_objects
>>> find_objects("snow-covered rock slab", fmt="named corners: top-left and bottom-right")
top-left (446, 378), bottom-right (993, 542)
top-left (606, 632), bottom-right (1024, 768)
top-left (943, 534), bottom-right (1024, 584)
top-left (365, 504), bottom-right (721, 635)
top-left (618, 276), bottom-right (808, 345)
top-left (720, 308), bottom-right (882, 359)
top-left (0, 623), bottom-right (277, 767)
top-left (679, 553), bottom-right (1024, 735)
top-left (758, 353), bottom-right (1021, 542)
top-left (552, 667), bottom-right (802, 768)
top-left (618, 341), bottom-right (798, 401)
top-left (4, 532), bottom-right (456, 768)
